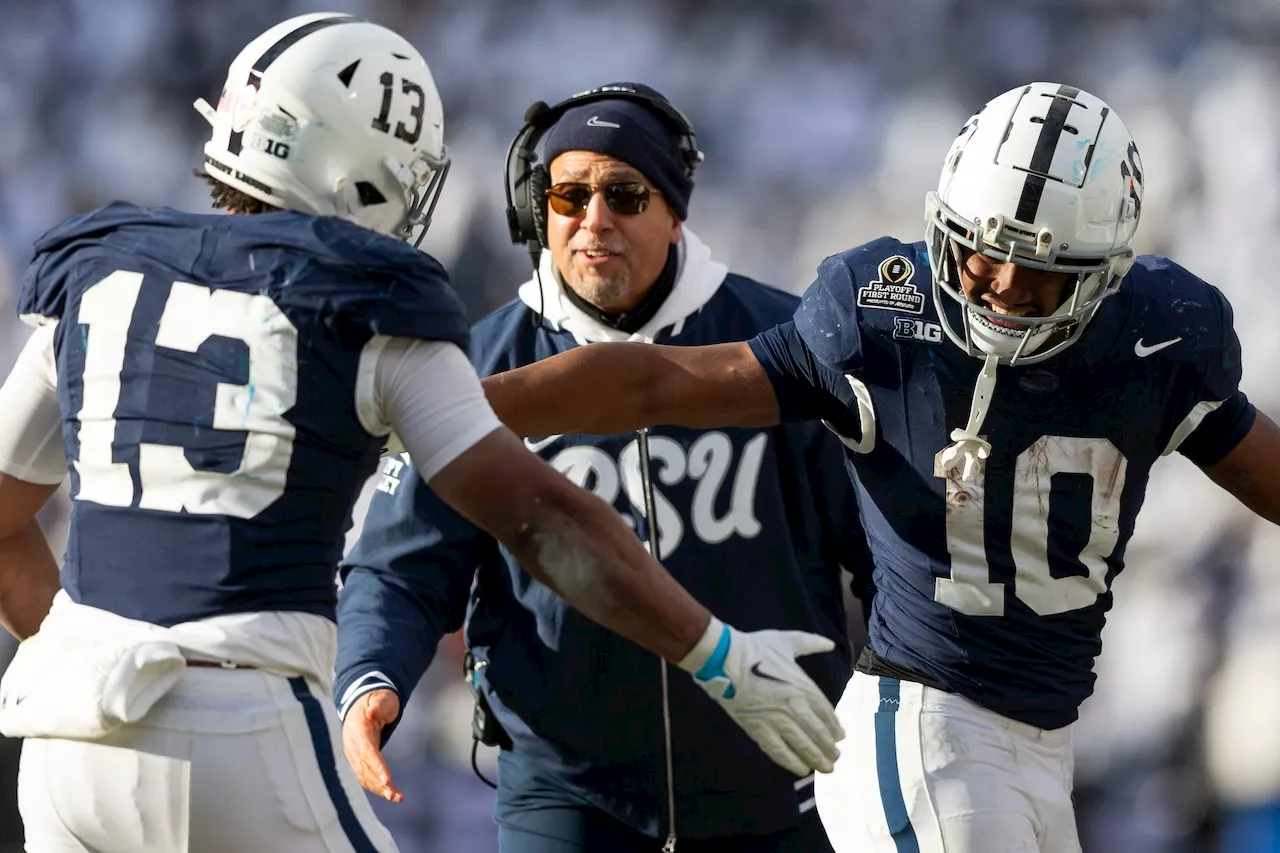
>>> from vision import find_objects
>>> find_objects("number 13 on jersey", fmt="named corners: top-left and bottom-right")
top-left (73, 270), bottom-right (299, 519)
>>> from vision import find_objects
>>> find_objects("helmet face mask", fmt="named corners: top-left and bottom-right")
top-left (197, 13), bottom-right (450, 245)
top-left (400, 151), bottom-right (450, 247)
top-left (924, 83), bottom-right (1143, 365)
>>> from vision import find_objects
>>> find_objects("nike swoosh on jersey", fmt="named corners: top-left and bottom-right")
top-left (1134, 336), bottom-right (1182, 357)
top-left (750, 662), bottom-right (786, 683)
top-left (523, 434), bottom-right (563, 454)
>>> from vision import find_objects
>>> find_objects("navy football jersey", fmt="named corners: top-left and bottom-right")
top-left (18, 202), bottom-right (468, 627)
top-left (750, 237), bottom-right (1256, 728)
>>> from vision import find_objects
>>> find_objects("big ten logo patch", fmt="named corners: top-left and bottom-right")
top-left (250, 110), bottom-right (298, 160)
top-left (893, 317), bottom-right (943, 343)
top-left (250, 136), bottom-right (290, 159)
top-left (857, 255), bottom-right (925, 314)
top-left (376, 454), bottom-right (409, 495)
top-left (542, 432), bottom-right (769, 560)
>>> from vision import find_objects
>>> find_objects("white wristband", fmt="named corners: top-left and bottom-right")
top-left (676, 616), bottom-right (726, 674)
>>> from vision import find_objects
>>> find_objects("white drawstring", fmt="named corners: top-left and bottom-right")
top-left (937, 354), bottom-right (1000, 481)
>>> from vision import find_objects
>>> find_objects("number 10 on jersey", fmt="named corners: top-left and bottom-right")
top-left (933, 435), bottom-right (1128, 617)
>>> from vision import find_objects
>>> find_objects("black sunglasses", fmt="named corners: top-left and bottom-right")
top-left (545, 181), bottom-right (654, 217)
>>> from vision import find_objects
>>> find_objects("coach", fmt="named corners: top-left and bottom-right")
top-left (334, 82), bottom-right (872, 853)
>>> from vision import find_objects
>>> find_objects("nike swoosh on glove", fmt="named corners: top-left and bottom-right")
top-left (677, 616), bottom-right (844, 777)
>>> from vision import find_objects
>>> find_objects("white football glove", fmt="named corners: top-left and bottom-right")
top-left (678, 616), bottom-right (844, 777)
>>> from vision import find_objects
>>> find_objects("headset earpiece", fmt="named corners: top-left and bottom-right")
top-left (528, 165), bottom-right (550, 250)
top-left (524, 100), bottom-right (551, 124)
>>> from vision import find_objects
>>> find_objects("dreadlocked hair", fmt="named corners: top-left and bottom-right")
top-left (194, 170), bottom-right (283, 215)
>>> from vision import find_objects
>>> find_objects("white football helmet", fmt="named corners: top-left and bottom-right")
top-left (196, 13), bottom-right (449, 244)
top-left (924, 82), bottom-right (1142, 364)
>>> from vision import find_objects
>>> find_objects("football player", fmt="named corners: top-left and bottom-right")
top-left (0, 14), bottom-right (842, 853)
top-left (474, 82), bottom-right (1280, 852)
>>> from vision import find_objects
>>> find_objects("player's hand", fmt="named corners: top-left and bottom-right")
top-left (677, 617), bottom-right (844, 777)
top-left (341, 689), bottom-right (404, 803)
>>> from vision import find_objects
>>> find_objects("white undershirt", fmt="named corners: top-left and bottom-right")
top-left (0, 323), bottom-right (64, 484)
top-left (364, 335), bottom-right (503, 481)
top-left (0, 326), bottom-right (501, 487)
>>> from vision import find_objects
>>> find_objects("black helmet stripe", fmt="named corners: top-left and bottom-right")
top-left (1014, 84), bottom-right (1081, 223)
top-left (227, 15), bottom-right (358, 156)
top-left (252, 15), bottom-right (355, 73)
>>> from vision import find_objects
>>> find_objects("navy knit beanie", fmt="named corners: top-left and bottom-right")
top-left (541, 83), bottom-right (695, 220)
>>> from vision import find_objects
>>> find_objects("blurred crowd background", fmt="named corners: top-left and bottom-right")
top-left (3, 0), bottom-right (1280, 850)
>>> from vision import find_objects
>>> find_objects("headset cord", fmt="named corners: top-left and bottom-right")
top-left (471, 738), bottom-right (497, 790)
top-left (528, 244), bottom-right (546, 329)
top-left (638, 427), bottom-right (678, 853)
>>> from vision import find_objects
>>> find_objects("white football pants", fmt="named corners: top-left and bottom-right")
top-left (18, 666), bottom-right (397, 853)
top-left (816, 671), bottom-right (1081, 853)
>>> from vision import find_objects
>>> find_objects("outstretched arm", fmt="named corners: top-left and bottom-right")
top-left (375, 336), bottom-right (844, 776)
top-left (373, 336), bottom-right (714, 659)
top-left (429, 427), bottom-right (843, 775)
top-left (481, 341), bottom-right (780, 438)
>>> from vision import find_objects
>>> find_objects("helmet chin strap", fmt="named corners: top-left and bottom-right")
top-left (937, 353), bottom-right (1000, 482)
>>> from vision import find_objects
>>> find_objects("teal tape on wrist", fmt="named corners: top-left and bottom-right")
top-left (692, 623), bottom-right (732, 698)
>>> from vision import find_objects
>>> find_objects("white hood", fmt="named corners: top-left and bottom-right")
top-left (516, 228), bottom-right (729, 345)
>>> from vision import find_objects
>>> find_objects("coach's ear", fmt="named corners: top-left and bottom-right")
top-left (341, 689), bottom-right (403, 803)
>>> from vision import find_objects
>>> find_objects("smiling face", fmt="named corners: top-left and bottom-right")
top-left (545, 150), bottom-right (682, 313)
top-left (957, 249), bottom-right (1074, 330)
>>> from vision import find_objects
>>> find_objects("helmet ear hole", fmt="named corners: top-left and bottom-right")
top-left (528, 166), bottom-right (550, 249)
top-left (355, 181), bottom-right (388, 206)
